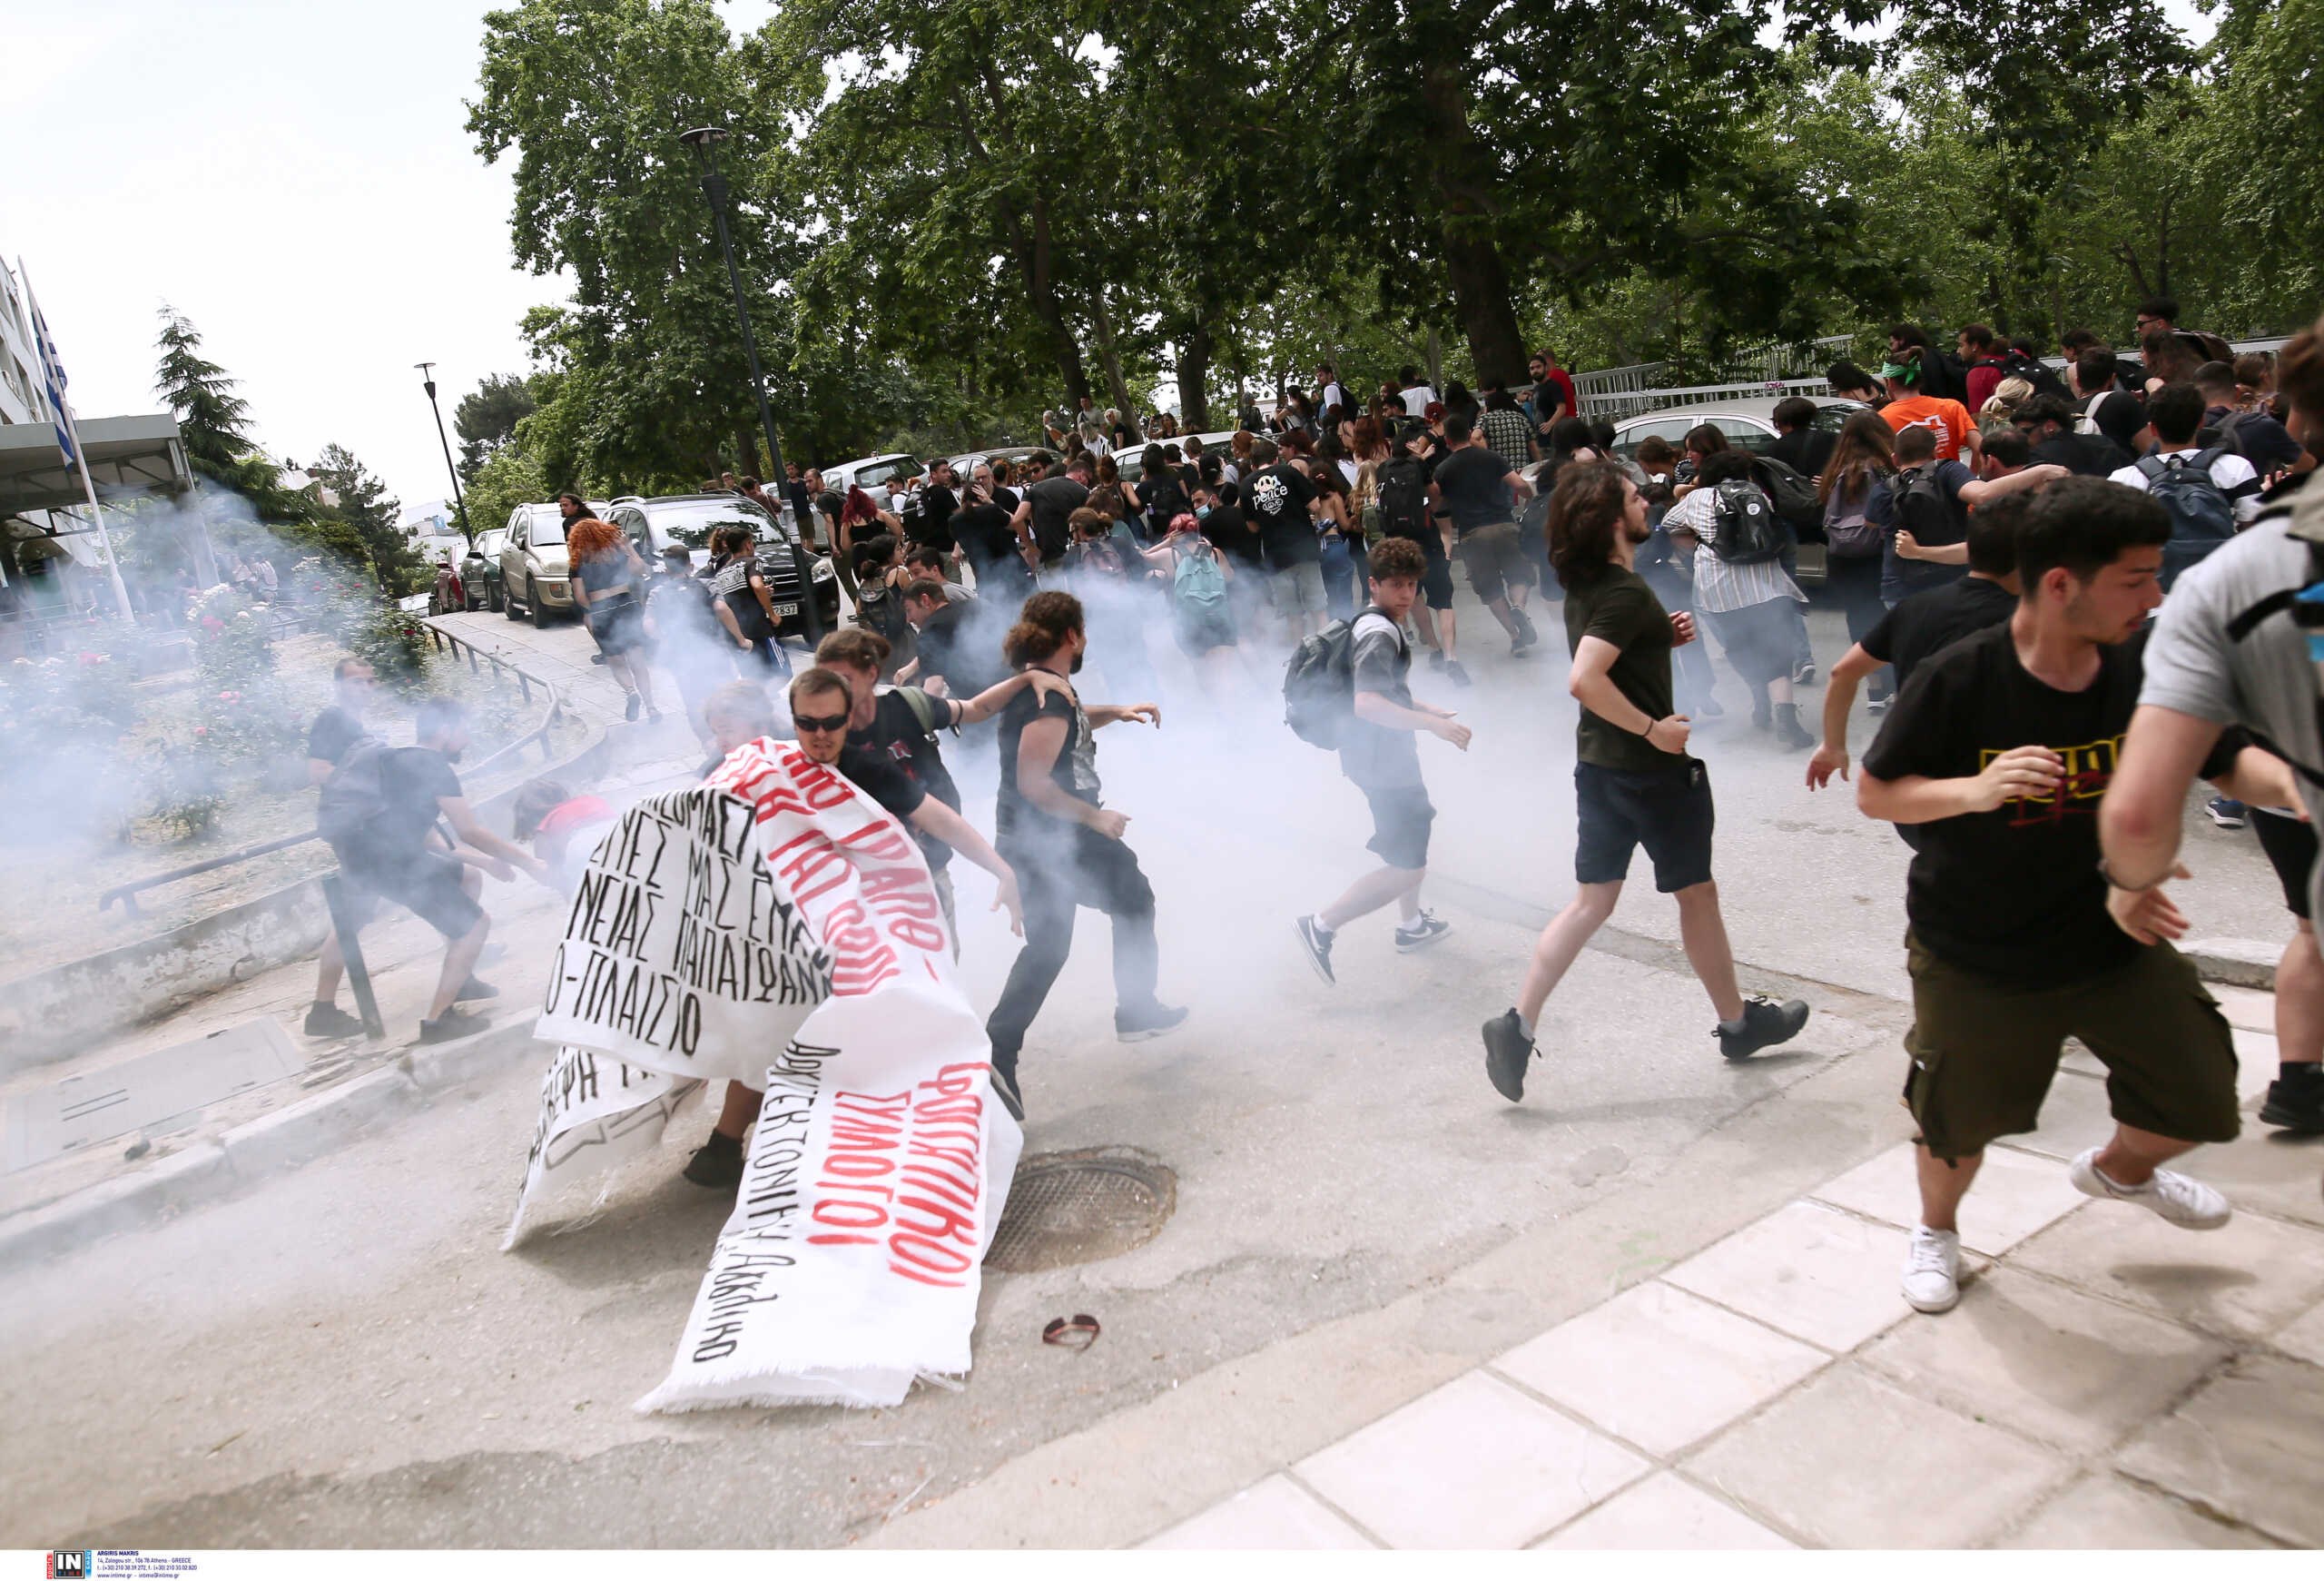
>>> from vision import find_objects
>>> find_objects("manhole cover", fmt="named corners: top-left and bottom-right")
top-left (986, 1147), bottom-right (1176, 1273)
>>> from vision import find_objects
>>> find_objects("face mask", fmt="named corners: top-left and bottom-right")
top-left (1196, 505), bottom-right (1210, 519)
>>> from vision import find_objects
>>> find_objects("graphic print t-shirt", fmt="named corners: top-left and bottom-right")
top-left (1245, 464), bottom-right (1320, 568)
top-left (1861, 623), bottom-right (2236, 984)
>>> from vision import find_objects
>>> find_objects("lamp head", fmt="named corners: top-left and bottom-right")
top-left (677, 126), bottom-right (731, 165)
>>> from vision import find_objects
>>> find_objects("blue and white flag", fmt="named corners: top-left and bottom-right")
top-left (26, 288), bottom-right (75, 469)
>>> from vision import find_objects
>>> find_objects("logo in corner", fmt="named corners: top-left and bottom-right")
top-left (47, 1556), bottom-right (91, 1581)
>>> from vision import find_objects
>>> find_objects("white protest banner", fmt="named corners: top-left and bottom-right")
top-left (502, 737), bottom-right (1022, 1410)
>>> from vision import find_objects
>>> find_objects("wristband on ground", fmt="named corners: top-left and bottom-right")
top-left (2097, 858), bottom-right (2166, 894)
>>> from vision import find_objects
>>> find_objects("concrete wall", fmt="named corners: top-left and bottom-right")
top-left (0, 728), bottom-right (612, 1078)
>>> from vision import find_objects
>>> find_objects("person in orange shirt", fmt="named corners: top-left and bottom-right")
top-left (1878, 358), bottom-right (1984, 465)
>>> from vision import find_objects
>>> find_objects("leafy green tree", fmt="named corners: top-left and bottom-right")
top-left (453, 373), bottom-right (537, 482)
top-left (310, 445), bottom-right (425, 596)
top-left (465, 441), bottom-right (551, 539)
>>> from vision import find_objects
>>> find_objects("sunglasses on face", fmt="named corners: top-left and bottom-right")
top-left (793, 710), bottom-right (851, 734)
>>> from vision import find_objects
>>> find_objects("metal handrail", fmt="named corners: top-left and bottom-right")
top-left (92, 618), bottom-right (572, 916)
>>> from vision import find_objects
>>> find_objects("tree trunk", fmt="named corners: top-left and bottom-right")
top-left (1088, 288), bottom-right (1137, 427)
top-left (1177, 322), bottom-right (1214, 432)
top-left (1418, 62), bottom-right (1528, 388)
top-left (734, 427), bottom-right (759, 480)
top-left (1425, 327), bottom-right (1443, 391)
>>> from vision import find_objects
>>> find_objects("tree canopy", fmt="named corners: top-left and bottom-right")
top-left (462, 0), bottom-right (2323, 486)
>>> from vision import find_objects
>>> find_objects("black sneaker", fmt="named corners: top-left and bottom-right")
top-left (625, 692), bottom-right (642, 721)
top-left (1394, 911), bottom-right (1452, 953)
top-left (1429, 650), bottom-right (1447, 670)
top-left (683, 1131), bottom-right (744, 1188)
top-left (1793, 659), bottom-right (1817, 686)
top-left (1512, 606), bottom-right (1540, 647)
top-left (2260, 1066), bottom-right (2324, 1132)
top-left (1717, 996), bottom-right (1811, 1061)
top-left (1295, 914), bottom-right (1336, 984)
top-left (990, 1066), bottom-right (1026, 1123)
top-left (1482, 1009), bottom-right (1536, 1102)
top-left (2205, 797), bottom-right (2249, 830)
top-left (456, 976), bottom-right (500, 1002)
top-left (1117, 1003), bottom-right (1190, 1042)
top-left (419, 1007), bottom-right (491, 1043)
top-left (303, 1002), bottom-right (365, 1038)
top-left (1444, 660), bottom-right (1472, 688)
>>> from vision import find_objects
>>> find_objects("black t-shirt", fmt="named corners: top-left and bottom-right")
top-left (1433, 445), bottom-right (1518, 534)
top-left (1861, 623), bottom-right (2236, 984)
top-left (1143, 465), bottom-right (1196, 524)
top-left (847, 688), bottom-right (961, 867)
top-left (1861, 575), bottom-right (2016, 691)
top-left (1244, 463), bottom-right (1319, 568)
top-left (1026, 477), bottom-right (1089, 562)
top-left (1561, 568), bottom-right (1678, 773)
top-left (342, 746), bottom-right (462, 864)
top-left (308, 706), bottom-right (366, 766)
top-left (991, 485), bottom-right (1021, 517)
top-left (996, 683), bottom-right (1098, 844)
top-left (913, 484), bottom-right (959, 552)
top-left (1201, 504), bottom-right (1265, 570)
top-left (835, 742), bottom-right (927, 825)
top-left (1768, 429), bottom-right (1836, 482)
top-left (2034, 431), bottom-right (2132, 479)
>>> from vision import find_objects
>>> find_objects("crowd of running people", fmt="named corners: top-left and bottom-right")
top-left (480, 298), bottom-right (2324, 1319)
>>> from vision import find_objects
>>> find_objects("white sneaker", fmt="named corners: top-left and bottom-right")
top-left (1901, 1225), bottom-right (1962, 1313)
top-left (2069, 1148), bottom-right (2231, 1230)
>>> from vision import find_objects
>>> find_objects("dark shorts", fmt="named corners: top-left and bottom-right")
top-left (1455, 520), bottom-right (1534, 604)
top-left (1574, 758), bottom-right (1714, 892)
top-left (1174, 606), bottom-right (1237, 655)
top-left (1387, 531), bottom-right (1456, 611)
top-left (2252, 807), bottom-right (2318, 920)
top-left (1359, 782), bottom-right (1434, 871)
top-left (1903, 934), bottom-right (2240, 1160)
top-left (1702, 598), bottom-right (1803, 687)
top-left (587, 596), bottom-right (648, 657)
top-left (335, 845), bottom-right (484, 942)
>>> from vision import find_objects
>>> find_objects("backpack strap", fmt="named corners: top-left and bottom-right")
top-left (2135, 453), bottom-right (2170, 483)
top-left (891, 686), bottom-right (943, 738)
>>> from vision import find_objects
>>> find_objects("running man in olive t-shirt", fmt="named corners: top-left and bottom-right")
top-left (1481, 464), bottom-right (1809, 1102)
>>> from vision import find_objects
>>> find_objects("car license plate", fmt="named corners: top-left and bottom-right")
top-left (773, 603), bottom-right (800, 617)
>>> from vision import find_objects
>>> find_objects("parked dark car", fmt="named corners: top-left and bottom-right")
top-left (606, 493), bottom-right (841, 645)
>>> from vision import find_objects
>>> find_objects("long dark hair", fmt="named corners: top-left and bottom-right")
top-left (1818, 410), bottom-right (1896, 506)
top-left (1546, 462), bottom-right (1633, 588)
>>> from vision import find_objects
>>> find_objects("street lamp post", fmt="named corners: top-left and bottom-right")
top-left (415, 362), bottom-right (473, 545)
top-left (678, 124), bottom-right (822, 645)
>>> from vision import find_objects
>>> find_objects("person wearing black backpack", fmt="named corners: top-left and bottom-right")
top-left (1374, 437), bottom-right (1459, 677)
top-left (2104, 381), bottom-right (2261, 589)
top-left (1293, 536), bottom-right (1470, 987)
top-left (311, 698), bottom-right (549, 1043)
top-left (1480, 463), bottom-right (1811, 1102)
top-left (1664, 450), bottom-right (1816, 747)
top-left (2195, 361), bottom-right (2306, 474)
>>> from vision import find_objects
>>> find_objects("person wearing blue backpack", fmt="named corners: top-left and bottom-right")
top-left (1139, 512), bottom-right (1240, 691)
top-left (1293, 536), bottom-right (1470, 986)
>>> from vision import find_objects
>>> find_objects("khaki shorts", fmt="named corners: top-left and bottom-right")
top-left (1903, 934), bottom-right (2240, 1160)
top-left (1455, 520), bottom-right (1535, 603)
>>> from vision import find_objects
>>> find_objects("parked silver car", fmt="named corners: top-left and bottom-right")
top-left (498, 500), bottom-right (609, 627)
top-left (1609, 396), bottom-right (1863, 458)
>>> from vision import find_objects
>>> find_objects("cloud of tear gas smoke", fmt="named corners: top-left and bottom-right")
top-left (883, 548), bottom-right (1580, 1036)
top-left (0, 483), bottom-right (512, 884)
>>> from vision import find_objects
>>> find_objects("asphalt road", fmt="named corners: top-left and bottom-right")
top-left (0, 582), bottom-right (2293, 1546)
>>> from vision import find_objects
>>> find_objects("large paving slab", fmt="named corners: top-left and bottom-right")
top-left (1684, 1365), bottom-right (2069, 1548)
top-left (2115, 1352), bottom-right (2324, 1548)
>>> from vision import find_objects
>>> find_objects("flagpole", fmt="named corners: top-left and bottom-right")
top-left (20, 261), bottom-right (135, 624)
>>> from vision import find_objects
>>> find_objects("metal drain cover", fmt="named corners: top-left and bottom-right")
top-left (986, 1146), bottom-right (1177, 1272)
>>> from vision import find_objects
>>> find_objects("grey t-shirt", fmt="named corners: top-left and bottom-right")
top-left (1338, 609), bottom-right (1423, 788)
top-left (2140, 503), bottom-right (2324, 910)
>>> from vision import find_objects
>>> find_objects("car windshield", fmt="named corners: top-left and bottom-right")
top-left (648, 501), bottom-right (778, 549)
top-left (527, 511), bottom-right (567, 547)
top-left (853, 459), bottom-right (921, 490)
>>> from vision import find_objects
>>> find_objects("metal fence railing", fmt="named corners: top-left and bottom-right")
top-left (1581, 376), bottom-right (1836, 424)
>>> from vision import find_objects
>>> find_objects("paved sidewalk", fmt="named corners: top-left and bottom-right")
top-left (1143, 987), bottom-right (2323, 1550)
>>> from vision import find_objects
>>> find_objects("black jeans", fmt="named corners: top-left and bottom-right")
top-left (1827, 554), bottom-right (1890, 697)
top-left (984, 825), bottom-right (1161, 1082)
